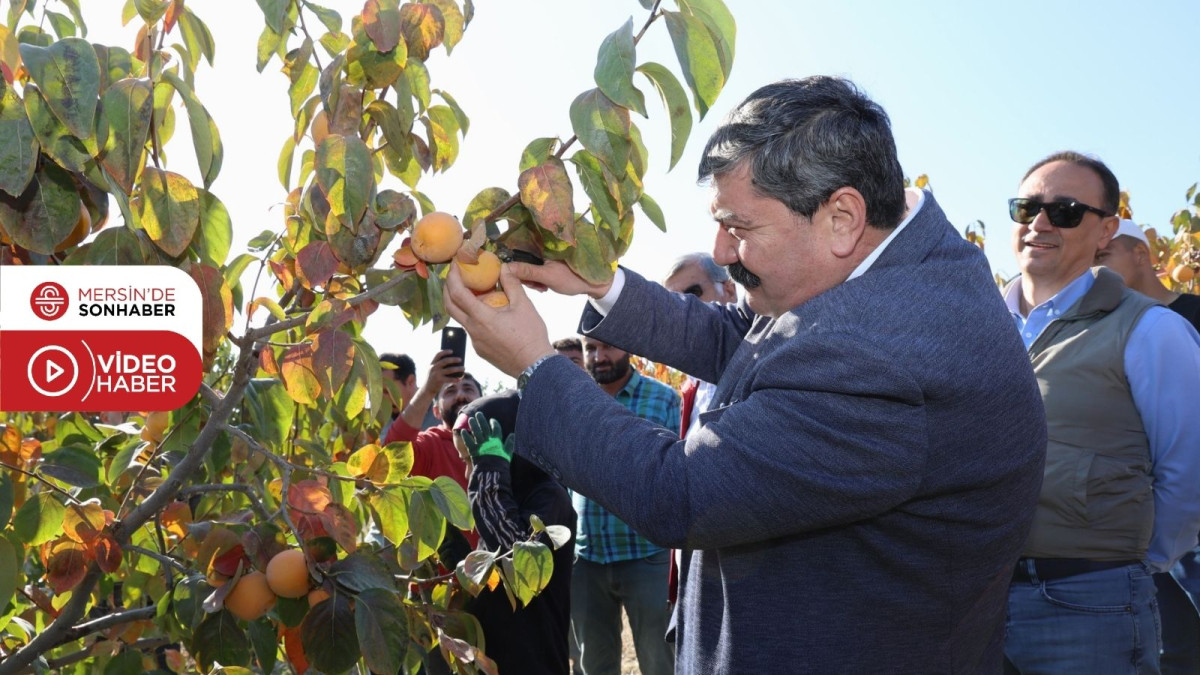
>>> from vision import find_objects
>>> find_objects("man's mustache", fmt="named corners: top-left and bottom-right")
top-left (728, 261), bottom-right (761, 289)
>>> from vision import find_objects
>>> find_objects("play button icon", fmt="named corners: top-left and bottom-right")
top-left (27, 345), bottom-right (80, 397)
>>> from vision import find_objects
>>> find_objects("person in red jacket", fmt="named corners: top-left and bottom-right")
top-left (381, 349), bottom-right (481, 548)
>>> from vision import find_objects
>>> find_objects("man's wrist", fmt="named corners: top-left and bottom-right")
top-left (517, 352), bottom-right (557, 396)
top-left (588, 268), bottom-right (626, 316)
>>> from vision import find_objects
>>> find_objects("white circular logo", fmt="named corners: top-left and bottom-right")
top-left (27, 345), bottom-right (80, 397)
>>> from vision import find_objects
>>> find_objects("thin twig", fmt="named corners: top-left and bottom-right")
top-left (245, 271), bottom-right (410, 341)
top-left (0, 461), bottom-right (82, 506)
top-left (179, 483), bottom-right (272, 521)
top-left (44, 637), bottom-right (170, 670)
top-left (296, 3), bottom-right (324, 73)
top-left (125, 545), bottom-right (189, 575)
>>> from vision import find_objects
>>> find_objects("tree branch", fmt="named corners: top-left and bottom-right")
top-left (245, 270), bottom-right (410, 342)
top-left (125, 545), bottom-right (189, 575)
top-left (44, 637), bottom-right (170, 670)
top-left (0, 461), bottom-right (82, 506)
top-left (179, 483), bottom-right (272, 521)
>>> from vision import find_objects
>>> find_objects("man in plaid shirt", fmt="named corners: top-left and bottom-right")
top-left (572, 336), bottom-right (680, 675)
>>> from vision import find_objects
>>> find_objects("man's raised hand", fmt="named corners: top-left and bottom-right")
top-left (444, 262), bottom-right (555, 377)
top-left (508, 260), bottom-right (614, 299)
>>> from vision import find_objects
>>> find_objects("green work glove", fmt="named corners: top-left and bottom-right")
top-left (460, 412), bottom-right (514, 462)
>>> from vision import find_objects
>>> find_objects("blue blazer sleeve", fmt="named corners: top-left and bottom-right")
top-left (580, 268), bottom-right (754, 385)
top-left (515, 330), bottom-right (928, 551)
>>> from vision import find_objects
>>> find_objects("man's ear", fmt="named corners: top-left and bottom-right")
top-left (402, 374), bottom-right (416, 389)
top-left (825, 187), bottom-right (869, 258)
top-left (1097, 216), bottom-right (1119, 249)
top-left (720, 278), bottom-right (736, 299)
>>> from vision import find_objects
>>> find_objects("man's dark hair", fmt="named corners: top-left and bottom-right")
top-left (552, 337), bottom-right (581, 352)
top-left (379, 353), bottom-right (416, 381)
top-left (698, 76), bottom-right (906, 230)
top-left (1022, 151), bottom-right (1120, 216)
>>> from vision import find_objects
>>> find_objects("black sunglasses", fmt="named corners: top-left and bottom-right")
top-left (1008, 198), bottom-right (1112, 229)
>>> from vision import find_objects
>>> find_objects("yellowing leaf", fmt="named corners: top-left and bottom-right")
top-left (139, 168), bottom-right (201, 258)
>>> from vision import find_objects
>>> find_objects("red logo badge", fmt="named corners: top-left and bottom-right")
top-left (30, 282), bottom-right (69, 320)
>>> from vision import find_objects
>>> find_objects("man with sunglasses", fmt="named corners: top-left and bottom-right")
top-left (1003, 151), bottom-right (1200, 674)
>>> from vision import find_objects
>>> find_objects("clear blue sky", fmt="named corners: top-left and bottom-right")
top-left (88, 0), bottom-right (1200, 389)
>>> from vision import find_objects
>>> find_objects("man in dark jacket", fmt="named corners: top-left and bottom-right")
top-left (455, 392), bottom-right (576, 675)
top-left (443, 76), bottom-right (1047, 673)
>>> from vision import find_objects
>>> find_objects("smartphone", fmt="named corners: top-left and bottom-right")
top-left (441, 326), bottom-right (467, 375)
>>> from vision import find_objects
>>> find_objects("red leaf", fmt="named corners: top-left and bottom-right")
top-left (288, 480), bottom-right (333, 514)
top-left (362, 0), bottom-right (402, 53)
top-left (212, 543), bottom-right (249, 578)
top-left (187, 264), bottom-right (234, 360)
top-left (318, 503), bottom-right (358, 554)
top-left (518, 158), bottom-right (576, 245)
top-left (91, 533), bottom-right (122, 573)
top-left (163, 0), bottom-right (184, 33)
top-left (283, 623), bottom-right (309, 673)
top-left (280, 343), bottom-right (321, 405)
top-left (312, 330), bottom-right (355, 397)
top-left (259, 345), bottom-right (280, 376)
top-left (41, 538), bottom-right (91, 594)
top-left (296, 241), bottom-right (339, 290)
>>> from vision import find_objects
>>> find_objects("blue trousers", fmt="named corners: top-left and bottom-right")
top-left (1005, 562), bottom-right (1161, 674)
top-left (570, 551), bottom-right (673, 675)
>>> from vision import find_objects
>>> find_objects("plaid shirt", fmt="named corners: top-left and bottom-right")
top-left (573, 369), bottom-right (681, 563)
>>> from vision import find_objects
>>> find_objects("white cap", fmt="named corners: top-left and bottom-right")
top-left (1115, 219), bottom-right (1149, 246)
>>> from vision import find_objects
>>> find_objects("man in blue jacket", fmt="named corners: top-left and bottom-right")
top-left (443, 76), bottom-right (1047, 673)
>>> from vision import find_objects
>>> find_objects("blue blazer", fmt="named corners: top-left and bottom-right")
top-left (516, 191), bottom-right (1046, 673)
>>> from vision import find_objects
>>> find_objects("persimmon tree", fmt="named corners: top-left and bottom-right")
top-left (0, 0), bottom-right (736, 672)
top-left (1121, 186), bottom-right (1200, 290)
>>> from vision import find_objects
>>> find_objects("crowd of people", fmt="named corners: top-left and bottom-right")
top-left (378, 76), bottom-right (1200, 674)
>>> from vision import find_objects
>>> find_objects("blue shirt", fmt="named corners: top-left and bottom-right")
top-left (573, 369), bottom-right (681, 563)
top-left (1005, 271), bottom-right (1200, 571)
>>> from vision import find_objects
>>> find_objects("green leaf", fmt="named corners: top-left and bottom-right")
top-left (247, 617), bottom-right (278, 674)
top-left (595, 18), bottom-right (646, 117)
top-left (256, 24), bottom-right (284, 73)
top-left (97, 77), bottom-right (153, 194)
top-left (638, 192), bottom-right (666, 232)
top-left (404, 57), bottom-right (431, 112)
top-left (365, 100), bottom-right (411, 152)
top-left (92, 44), bottom-right (135, 94)
top-left (433, 89), bottom-right (468, 135)
top-left (374, 188), bottom-right (416, 229)
top-left (519, 137), bottom-right (556, 173)
top-left (518, 157), bottom-right (575, 245)
top-left (102, 650), bottom-right (142, 675)
top-left (369, 487), bottom-right (410, 545)
top-left (456, 549), bottom-right (495, 596)
top-left (301, 592), bottom-right (360, 673)
top-left (571, 149), bottom-right (623, 230)
top-left (0, 537), bottom-right (19, 621)
top-left (463, 186), bottom-right (510, 232)
top-left (315, 134), bottom-right (373, 230)
top-left (678, 0), bottom-right (736, 80)
top-left (426, 0), bottom-right (464, 54)
top-left (663, 11), bottom-right (725, 120)
top-left (56, 412), bottom-right (103, 445)
top-left (363, 0), bottom-right (402, 53)
top-left (510, 541), bottom-right (554, 606)
top-left (190, 190), bottom-right (232, 267)
top-left (45, 11), bottom-right (76, 40)
top-left (60, 0), bottom-right (88, 38)
top-left (424, 104), bottom-right (460, 171)
top-left (328, 551), bottom-right (397, 593)
top-left (178, 8), bottom-right (216, 68)
top-left (244, 379), bottom-right (294, 452)
top-left (40, 445), bottom-right (103, 487)
top-left (430, 476), bottom-right (472, 531)
top-left (22, 84), bottom-right (90, 172)
top-left (318, 30), bottom-right (350, 58)
top-left (192, 610), bottom-right (251, 671)
top-left (567, 218), bottom-right (616, 285)
top-left (637, 62), bottom-right (692, 171)
top-left (0, 159), bottom-right (82, 255)
top-left (355, 588), bottom-right (409, 674)
top-left (345, 33), bottom-right (405, 89)
top-left (12, 493), bottom-right (66, 546)
top-left (134, 0), bottom-right (169, 24)
top-left (569, 88), bottom-right (631, 179)
top-left (18, 37), bottom-right (100, 138)
top-left (160, 70), bottom-right (223, 189)
top-left (139, 168), bottom-right (201, 258)
top-left (289, 63), bottom-right (319, 117)
top-left (0, 474), bottom-right (12, 529)
top-left (275, 594), bottom-right (309, 628)
top-left (308, 3), bottom-right (343, 33)
top-left (0, 88), bottom-right (38, 197)
top-left (172, 575), bottom-right (209, 630)
top-left (277, 133), bottom-right (296, 191)
top-left (409, 489), bottom-right (446, 562)
top-left (87, 227), bottom-right (147, 265)
top-left (256, 0), bottom-right (289, 34)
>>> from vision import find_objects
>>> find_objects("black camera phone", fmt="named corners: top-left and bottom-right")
top-left (441, 326), bottom-right (467, 375)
